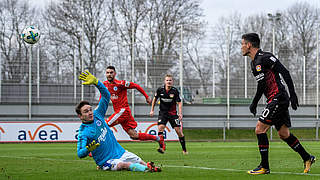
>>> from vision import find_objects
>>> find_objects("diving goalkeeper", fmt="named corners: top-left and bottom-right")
top-left (76, 70), bottom-right (161, 172)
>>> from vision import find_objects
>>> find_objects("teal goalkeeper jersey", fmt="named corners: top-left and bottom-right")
top-left (77, 81), bottom-right (125, 166)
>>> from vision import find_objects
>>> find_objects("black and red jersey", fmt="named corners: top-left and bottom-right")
top-left (251, 49), bottom-right (289, 103)
top-left (154, 86), bottom-right (181, 115)
top-left (102, 79), bottom-right (149, 112)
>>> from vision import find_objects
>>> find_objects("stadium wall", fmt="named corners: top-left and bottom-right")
top-left (0, 103), bottom-right (318, 128)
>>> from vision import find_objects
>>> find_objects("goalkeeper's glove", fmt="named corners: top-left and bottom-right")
top-left (79, 70), bottom-right (98, 85)
top-left (86, 140), bottom-right (100, 152)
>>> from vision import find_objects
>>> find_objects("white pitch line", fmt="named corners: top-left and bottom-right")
top-left (1, 155), bottom-right (319, 176)
top-left (0, 155), bottom-right (90, 163)
top-left (190, 145), bottom-right (320, 149)
top-left (164, 165), bottom-right (320, 177)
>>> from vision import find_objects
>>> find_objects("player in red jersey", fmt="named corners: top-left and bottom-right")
top-left (103, 66), bottom-right (164, 152)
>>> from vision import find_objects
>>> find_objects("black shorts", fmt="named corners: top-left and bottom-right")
top-left (259, 93), bottom-right (291, 131)
top-left (158, 111), bottom-right (181, 128)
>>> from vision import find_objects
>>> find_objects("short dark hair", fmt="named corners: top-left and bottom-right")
top-left (165, 74), bottom-right (173, 80)
top-left (242, 33), bottom-right (260, 48)
top-left (75, 100), bottom-right (90, 115)
top-left (106, 66), bottom-right (116, 72)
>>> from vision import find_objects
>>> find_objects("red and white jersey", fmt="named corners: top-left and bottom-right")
top-left (103, 79), bottom-right (149, 112)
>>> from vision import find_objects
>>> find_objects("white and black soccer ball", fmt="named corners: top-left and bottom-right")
top-left (21, 26), bottom-right (40, 44)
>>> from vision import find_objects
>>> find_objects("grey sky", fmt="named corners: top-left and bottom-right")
top-left (34, 0), bottom-right (319, 25)
top-left (201, 0), bottom-right (320, 25)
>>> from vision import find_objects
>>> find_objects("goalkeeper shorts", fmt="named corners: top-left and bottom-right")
top-left (101, 151), bottom-right (142, 171)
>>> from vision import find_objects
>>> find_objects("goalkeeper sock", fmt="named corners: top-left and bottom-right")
top-left (129, 163), bottom-right (148, 172)
top-left (138, 133), bottom-right (157, 141)
top-left (257, 133), bottom-right (269, 169)
top-left (283, 133), bottom-right (310, 161)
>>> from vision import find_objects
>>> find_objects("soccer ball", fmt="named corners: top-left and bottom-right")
top-left (21, 26), bottom-right (40, 44)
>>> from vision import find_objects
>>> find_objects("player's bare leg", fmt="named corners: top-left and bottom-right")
top-left (126, 128), bottom-right (163, 153)
top-left (127, 129), bottom-right (140, 139)
top-left (139, 160), bottom-right (147, 166)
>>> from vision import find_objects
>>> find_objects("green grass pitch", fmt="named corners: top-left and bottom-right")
top-left (0, 141), bottom-right (319, 180)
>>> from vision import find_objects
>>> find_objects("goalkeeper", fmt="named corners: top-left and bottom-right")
top-left (76, 70), bottom-right (161, 172)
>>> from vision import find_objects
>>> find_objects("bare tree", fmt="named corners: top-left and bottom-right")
top-left (109, 0), bottom-right (149, 82)
top-left (184, 28), bottom-right (212, 97)
top-left (209, 3), bottom-right (319, 102)
top-left (285, 2), bottom-right (319, 102)
top-left (286, 2), bottom-right (319, 59)
top-left (110, 0), bottom-right (204, 88)
top-left (145, 0), bottom-right (203, 88)
top-left (44, 0), bottom-right (113, 79)
top-left (209, 13), bottom-right (248, 98)
top-left (0, 0), bottom-right (36, 82)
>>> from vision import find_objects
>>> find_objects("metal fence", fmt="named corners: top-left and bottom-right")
top-left (0, 27), bottom-right (319, 107)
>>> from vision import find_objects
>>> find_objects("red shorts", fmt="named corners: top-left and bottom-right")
top-left (106, 108), bottom-right (137, 132)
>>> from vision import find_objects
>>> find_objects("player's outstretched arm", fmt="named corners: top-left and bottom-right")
top-left (273, 62), bottom-right (299, 110)
top-left (94, 81), bottom-right (111, 119)
top-left (127, 81), bottom-right (150, 104)
top-left (79, 70), bottom-right (111, 118)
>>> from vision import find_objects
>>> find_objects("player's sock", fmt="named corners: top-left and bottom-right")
top-left (155, 136), bottom-right (160, 141)
top-left (129, 163), bottom-right (148, 172)
top-left (157, 131), bottom-right (166, 152)
top-left (158, 132), bottom-right (164, 140)
top-left (179, 136), bottom-right (187, 152)
top-left (257, 133), bottom-right (269, 169)
top-left (138, 133), bottom-right (157, 141)
top-left (157, 132), bottom-right (164, 143)
top-left (283, 133), bottom-right (310, 161)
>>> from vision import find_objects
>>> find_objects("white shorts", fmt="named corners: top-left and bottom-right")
top-left (101, 151), bottom-right (142, 171)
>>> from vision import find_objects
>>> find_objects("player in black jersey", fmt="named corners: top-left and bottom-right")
top-left (241, 33), bottom-right (315, 175)
top-left (150, 74), bottom-right (187, 154)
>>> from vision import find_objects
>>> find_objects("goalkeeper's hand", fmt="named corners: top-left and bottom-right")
top-left (79, 70), bottom-right (98, 85)
top-left (86, 140), bottom-right (100, 152)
